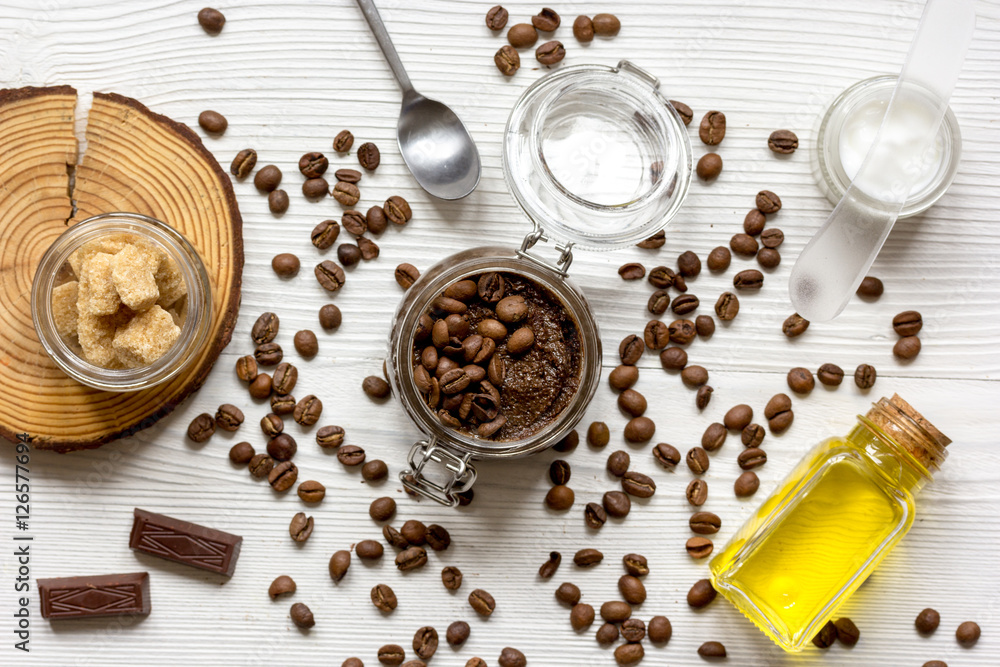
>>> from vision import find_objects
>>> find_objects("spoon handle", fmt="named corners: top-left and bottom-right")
top-left (355, 0), bottom-right (413, 94)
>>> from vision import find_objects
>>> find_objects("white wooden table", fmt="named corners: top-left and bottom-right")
top-left (2, 1), bottom-right (999, 664)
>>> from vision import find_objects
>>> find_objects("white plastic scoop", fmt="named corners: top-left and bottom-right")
top-left (789, 0), bottom-right (976, 322)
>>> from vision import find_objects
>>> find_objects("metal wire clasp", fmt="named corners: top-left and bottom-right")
top-left (401, 440), bottom-right (477, 507)
top-left (517, 225), bottom-right (574, 276)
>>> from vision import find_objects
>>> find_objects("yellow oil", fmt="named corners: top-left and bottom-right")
top-left (710, 427), bottom-right (919, 652)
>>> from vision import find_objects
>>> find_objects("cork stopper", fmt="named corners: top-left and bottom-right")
top-left (866, 394), bottom-right (951, 472)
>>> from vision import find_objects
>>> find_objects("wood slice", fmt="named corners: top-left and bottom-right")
top-left (0, 87), bottom-right (243, 452)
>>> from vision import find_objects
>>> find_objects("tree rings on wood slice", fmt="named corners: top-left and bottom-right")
top-left (0, 86), bottom-right (242, 451)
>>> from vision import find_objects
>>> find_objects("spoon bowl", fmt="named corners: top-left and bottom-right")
top-left (398, 91), bottom-right (481, 200)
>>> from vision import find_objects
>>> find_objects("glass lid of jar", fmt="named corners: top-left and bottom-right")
top-left (503, 60), bottom-right (692, 252)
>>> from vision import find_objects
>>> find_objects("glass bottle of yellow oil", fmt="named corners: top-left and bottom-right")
top-left (710, 394), bottom-right (950, 652)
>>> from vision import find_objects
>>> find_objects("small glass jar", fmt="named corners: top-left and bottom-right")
top-left (31, 212), bottom-right (212, 392)
top-left (710, 394), bottom-right (950, 652)
top-left (813, 75), bottom-right (962, 218)
top-left (387, 61), bottom-right (692, 505)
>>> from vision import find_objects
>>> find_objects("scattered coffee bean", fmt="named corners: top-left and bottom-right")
top-left (596, 622), bottom-right (619, 644)
top-left (695, 315), bottom-right (715, 338)
top-left (267, 433), bottom-right (297, 461)
top-left (370, 583), bottom-right (397, 612)
top-left (289, 512), bottom-right (313, 542)
top-left (369, 497), bottom-right (396, 522)
top-left (548, 459), bottom-right (572, 486)
top-left (412, 626), bottom-right (439, 660)
top-left (893, 310), bottom-right (923, 337)
top-left (366, 206), bottom-right (388, 234)
top-left (290, 602), bottom-right (314, 629)
top-left (687, 579), bottom-right (717, 607)
top-left (603, 490), bottom-right (631, 518)
top-left (198, 110), bottom-right (227, 134)
top-left (734, 269), bottom-right (764, 289)
top-left (761, 227), bottom-right (784, 248)
top-left (331, 181), bottom-right (360, 207)
top-left (268, 189), bottom-right (289, 214)
top-left (787, 367), bottom-right (815, 394)
top-left (857, 276), bottom-right (884, 298)
top-left (782, 313), bottom-right (809, 338)
top-left (702, 422), bottom-right (727, 451)
top-left (468, 589), bottom-right (495, 616)
top-left (447, 620), bottom-right (470, 646)
top-left (555, 582), bottom-right (581, 606)
top-left (660, 346), bottom-right (687, 370)
top-left (834, 617), bottom-right (860, 645)
top-left (744, 209), bottom-right (766, 235)
top-left (686, 536), bottom-right (714, 559)
top-left (637, 230), bottom-right (666, 248)
top-left (648, 289), bottom-right (670, 315)
top-left (251, 312), bottom-right (280, 345)
top-left (310, 220), bottom-right (340, 249)
top-left (668, 319), bottom-right (696, 345)
top-left (337, 444), bottom-right (365, 466)
top-left (197, 7), bottom-right (225, 34)
top-left (235, 354), bottom-right (258, 383)
top-left (230, 148), bottom-right (257, 179)
top-left (400, 520), bottom-right (427, 545)
top-left (486, 5), bottom-right (509, 30)
top-left (574, 548), bottom-right (604, 567)
top-left (697, 153), bottom-right (723, 179)
top-left (586, 421), bottom-right (610, 447)
top-left (622, 470), bottom-right (656, 498)
top-left (358, 234), bottom-right (380, 259)
top-left (757, 247), bottom-right (781, 268)
top-left (619, 575), bottom-right (647, 605)
top-left (686, 446), bottom-right (710, 474)
top-left (619, 334), bottom-right (645, 365)
top-left (342, 209), bottom-right (368, 236)
top-left (538, 551), bottom-right (561, 578)
top-left (768, 129), bottom-right (799, 153)
top-left (618, 262), bottom-right (645, 280)
top-left (254, 165), bottom-right (282, 193)
top-left (855, 364), bottom-right (877, 388)
top-left (229, 442), bottom-right (254, 465)
top-left (315, 260), bottom-right (346, 292)
top-left (756, 189), bottom-right (782, 213)
top-left (268, 574), bottom-right (296, 600)
top-left (622, 553), bottom-right (648, 576)
top-left (818, 363), bottom-right (844, 386)
top-left (272, 253), bottom-right (300, 278)
top-left (297, 480), bottom-right (325, 503)
top-left (328, 550), bottom-right (351, 582)
top-left (699, 111), bottom-right (726, 145)
top-left (187, 413), bottom-right (215, 443)
top-left (652, 442), bottom-right (680, 469)
top-left (647, 265), bottom-right (675, 288)
top-left (248, 453), bottom-right (274, 478)
top-left (956, 621), bottom-right (980, 645)
top-left (690, 511), bottom-right (721, 534)
top-left (715, 292), bottom-right (739, 320)
top-left (357, 142), bottom-right (380, 170)
top-left (742, 423), bottom-right (765, 448)
top-left (686, 478), bottom-right (708, 506)
top-left (699, 386), bottom-right (714, 409)
top-left (681, 364), bottom-right (709, 388)
top-left (498, 647), bottom-right (527, 667)
top-left (270, 393), bottom-right (295, 415)
top-left (812, 620), bottom-right (838, 648)
top-left (332, 130), bottom-right (354, 153)
top-left (624, 417), bottom-right (655, 443)
top-left (572, 14), bottom-right (594, 41)
top-left (764, 393), bottom-right (794, 433)
top-left (921, 662), bottom-right (947, 667)
top-left (643, 320), bottom-right (669, 350)
top-left (426, 524), bottom-right (451, 552)
top-left (916, 608), bottom-right (941, 634)
top-left (337, 243), bottom-right (361, 266)
top-left (698, 641), bottom-right (726, 658)
top-left (614, 643), bottom-right (643, 665)
top-left (607, 450), bottom-right (631, 477)
top-left (584, 502), bottom-right (607, 529)
top-left (507, 22), bottom-right (538, 48)
top-left (677, 250), bottom-right (702, 277)
top-left (532, 7), bottom-right (560, 31)
top-left (592, 12), bottom-right (621, 36)
top-left (214, 404), bottom-right (244, 432)
top-left (731, 233), bottom-right (758, 256)
top-left (609, 364), bottom-right (639, 391)
top-left (724, 404), bottom-right (753, 430)
top-left (493, 43), bottom-right (520, 75)
top-left (601, 600), bottom-right (632, 623)
top-left (378, 644), bottom-right (405, 665)
top-left (672, 294), bottom-right (700, 316)
top-left (361, 459), bottom-right (388, 482)
top-left (738, 447), bottom-right (767, 470)
top-left (894, 335), bottom-right (922, 359)
top-left (363, 375), bottom-right (391, 400)
top-left (396, 545), bottom-right (428, 572)
top-left (618, 389), bottom-right (647, 417)
top-left (293, 395), bottom-right (322, 426)
top-left (316, 424), bottom-right (345, 448)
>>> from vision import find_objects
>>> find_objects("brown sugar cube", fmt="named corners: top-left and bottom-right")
top-left (112, 244), bottom-right (160, 311)
top-left (155, 256), bottom-right (187, 308)
top-left (68, 233), bottom-right (132, 277)
top-left (112, 305), bottom-right (181, 367)
top-left (80, 252), bottom-right (121, 316)
top-left (52, 281), bottom-right (80, 337)
top-left (77, 311), bottom-right (119, 367)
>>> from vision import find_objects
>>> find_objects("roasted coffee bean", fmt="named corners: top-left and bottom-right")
top-left (532, 7), bottom-right (560, 31)
top-left (742, 423), bottom-right (766, 448)
top-left (494, 295), bottom-right (527, 324)
top-left (187, 413), bottom-right (215, 442)
top-left (701, 422), bottom-right (727, 452)
top-left (360, 234), bottom-right (380, 261)
top-left (697, 152), bottom-right (723, 179)
top-left (401, 520), bottom-right (427, 545)
top-left (646, 616), bottom-right (672, 644)
top-left (261, 413), bottom-right (284, 438)
top-left (608, 364), bottom-right (639, 391)
top-left (646, 266), bottom-right (674, 289)
top-left (916, 608), bottom-right (941, 634)
top-left (834, 617), bottom-right (860, 645)
top-left (652, 442), bottom-right (680, 469)
top-left (369, 496), bottom-right (396, 522)
top-left (572, 14), bottom-right (594, 41)
top-left (249, 453), bottom-right (274, 478)
top-left (235, 355), bottom-right (258, 383)
top-left (855, 363), bottom-right (877, 388)
top-left (596, 622), bottom-right (619, 644)
top-left (812, 620), bottom-right (838, 648)
top-left (667, 99), bottom-right (693, 126)
top-left (659, 346), bottom-right (687, 371)
top-left (607, 450), bottom-right (631, 477)
top-left (198, 109), bottom-right (227, 134)
top-left (698, 641), bottom-right (727, 658)
top-left (735, 470), bottom-right (760, 497)
top-left (412, 626), bottom-right (439, 660)
top-left (731, 233), bottom-right (759, 256)
top-left (648, 289), bottom-right (671, 315)
top-left (756, 189), bottom-right (782, 214)
top-left (297, 480), bottom-right (325, 503)
top-left (268, 574), bottom-right (296, 600)
top-left (817, 363), bottom-right (844, 386)
top-left (272, 252), bottom-right (301, 277)
top-left (764, 393), bottom-right (794, 433)
top-left (230, 148), bottom-right (257, 179)
top-left (622, 470), bottom-right (656, 498)
top-left (378, 644), bottom-right (405, 665)
top-left (267, 433), bottom-right (297, 461)
top-left (618, 262), bottom-right (645, 280)
top-left (857, 276), bottom-right (884, 298)
top-left (440, 566), bottom-right (463, 591)
top-left (758, 247), bottom-right (781, 268)
top-left (494, 45), bottom-right (520, 76)
top-left (370, 583), bottom-right (397, 612)
top-left (600, 600), bottom-right (632, 623)
top-left (637, 230), bottom-right (666, 249)
top-left (486, 5), bottom-right (509, 30)
top-left (687, 579), bottom-right (717, 607)
top-left (383, 525), bottom-right (409, 550)
top-left (270, 393), bottom-right (296, 415)
top-left (686, 478), bottom-right (709, 506)
top-left (337, 444), bottom-right (365, 466)
top-left (197, 6), bottom-right (225, 33)
top-left (425, 524), bottom-right (451, 552)
top-left (332, 168), bottom-right (360, 185)
top-left (681, 365), bottom-right (709, 388)
top-left (614, 643), bottom-right (643, 665)
top-left (254, 164), bottom-right (282, 192)
top-left (744, 209), bottom-right (766, 235)
top-left (738, 447), bottom-right (767, 470)
top-left (268, 189), bottom-right (289, 214)
top-left (293, 330), bottom-right (318, 358)
top-left (624, 416), bottom-right (655, 443)
top-left (297, 152), bottom-right (328, 179)
top-left (383, 194), bottom-right (412, 225)
top-left (956, 621), bottom-right (980, 645)
top-left (619, 575), bottom-right (646, 605)
top-left (356, 541), bottom-right (383, 561)
top-left (468, 588), bottom-right (495, 616)
top-left (499, 647), bottom-right (527, 667)
top-left (573, 548), bottom-right (604, 567)
top-left (229, 442), bottom-right (255, 465)
top-left (341, 210), bottom-right (367, 237)
top-left (293, 395), bottom-right (322, 426)
top-left (690, 511), bottom-right (721, 535)
top-left (761, 227), bottom-right (784, 248)
top-left (768, 129), bottom-right (799, 153)
top-left (891, 310), bottom-right (924, 337)
top-left (695, 316), bottom-right (715, 339)
top-left (668, 319), bottom-right (696, 345)
top-left (328, 550), bottom-right (351, 583)
top-left (251, 312), bottom-right (280, 345)
top-left (507, 22), bottom-right (538, 47)
top-left (395, 545), bottom-right (428, 572)
top-left (331, 181), bottom-right (360, 207)
top-left (310, 220), bottom-right (340, 251)
top-left (672, 294), bottom-right (700, 315)
top-left (734, 269), bottom-right (764, 289)
top-left (538, 551), bottom-right (561, 578)
top-left (290, 602), bottom-right (314, 629)
top-left (555, 581), bottom-right (581, 606)
top-left (699, 111), bottom-right (726, 145)
top-left (315, 260), bottom-right (346, 291)
top-left (715, 291), bottom-right (740, 320)
top-left (363, 375), bottom-right (391, 400)
top-left (921, 662), bottom-right (947, 667)
top-left (507, 326), bottom-right (535, 354)
top-left (316, 424), bottom-right (345, 448)
top-left (723, 404), bottom-right (753, 431)
top-left (269, 461), bottom-right (298, 492)
top-left (289, 512), bottom-right (314, 542)
top-left (686, 446), bottom-right (710, 474)
top-left (787, 367), bottom-right (815, 393)
top-left (357, 142), bottom-right (380, 170)
top-left (618, 389), bottom-right (647, 417)
top-left (592, 12), bottom-right (621, 36)
top-left (549, 459), bottom-right (572, 486)
top-left (545, 485), bottom-right (575, 510)
top-left (677, 250), bottom-right (701, 277)
top-left (214, 404), bottom-right (244, 432)
top-left (621, 617), bottom-right (646, 643)
top-left (686, 536), bottom-right (714, 559)
top-left (332, 129), bottom-right (354, 153)
top-left (618, 334), bottom-right (645, 365)
top-left (621, 553), bottom-right (648, 577)
top-left (702, 249), bottom-right (731, 276)
top-left (584, 501), bottom-right (607, 529)
top-left (641, 320), bottom-right (668, 351)
top-left (603, 490), bottom-right (631, 518)
top-left (362, 459), bottom-right (388, 482)
top-left (782, 313), bottom-right (809, 338)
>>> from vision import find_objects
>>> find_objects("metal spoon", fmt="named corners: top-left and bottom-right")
top-left (355, 0), bottom-right (481, 200)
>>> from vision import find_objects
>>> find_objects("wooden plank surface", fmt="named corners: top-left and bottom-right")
top-left (1, 0), bottom-right (998, 664)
